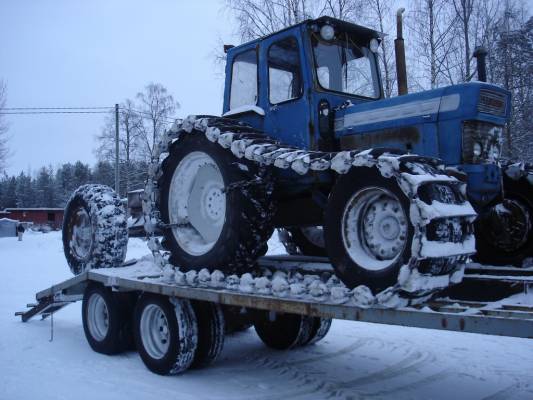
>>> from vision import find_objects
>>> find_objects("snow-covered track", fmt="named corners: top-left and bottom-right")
top-left (141, 115), bottom-right (476, 303)
top-left (17, 261), bottom-right (533, 339)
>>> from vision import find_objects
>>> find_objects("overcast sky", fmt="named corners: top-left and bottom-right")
top-left (0, 0), bottom-right (232, 175)
top-left (2, 1), bottom-right (531, 175)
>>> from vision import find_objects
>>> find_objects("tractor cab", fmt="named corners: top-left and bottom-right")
top-left (222, 16), bottom-right (383, 151)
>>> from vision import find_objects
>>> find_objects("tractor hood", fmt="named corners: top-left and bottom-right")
top-left (334, 82), bottom-right (511, 161)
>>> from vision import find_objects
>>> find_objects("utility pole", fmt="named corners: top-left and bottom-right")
top-left (115, 103), bottom-right (120, 195)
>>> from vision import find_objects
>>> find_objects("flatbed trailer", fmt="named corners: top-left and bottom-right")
top-left (16, 256), bottom-right (533, 375)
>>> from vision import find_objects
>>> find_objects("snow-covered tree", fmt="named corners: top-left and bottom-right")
top-left (490, 3), bottom-right (532, 161)
top-left (15, 171), bottom-right (35, 208)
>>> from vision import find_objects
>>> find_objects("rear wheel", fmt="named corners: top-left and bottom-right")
top-left (134, 295), bottom-right (198, 375)
top-left (190, 301), bottom-right (225, 369)
top-left (303, 318), bottom-right (332, 346)
top-left (159, 134), bottom-right (273, 273)
top-left (254, 312), bottom-right (315, 350)
top-left (222, 305), bottom-right (252, 334)
top-left (324, 169), bottom-right (413, 292)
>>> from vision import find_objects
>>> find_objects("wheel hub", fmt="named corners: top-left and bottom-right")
top-left (362, 199), bottom-right (406, 260)
top-left (140, 304), bottom-right (170, 360)
top-left (168, 152), bottom-right (226, 256)
top-left (87, 293), bottom-right (109, 341)
top-left (70, 207), bottom-right (93, 260)
top-left (342, 187), bottom-right (408, 271)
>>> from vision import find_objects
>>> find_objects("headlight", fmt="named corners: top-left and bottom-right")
top-left (462, 121), bottom-right (504, 164)
top-left (320, 25), bottom-right (335, 41)
top-left (369, 38), bottom-right (380, 52)
top-left (473, 143), bottom-right (482, 157)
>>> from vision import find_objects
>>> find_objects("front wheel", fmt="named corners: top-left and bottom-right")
top-left (324, 169), bottom-right (413, 292)
top-left (475, 165), bottom-right (533, 266)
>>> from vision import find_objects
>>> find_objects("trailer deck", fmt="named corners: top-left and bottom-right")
top-left (17, 256), bottom-right (533, 339)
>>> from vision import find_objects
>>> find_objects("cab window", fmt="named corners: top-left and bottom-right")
top-left (230, 49), bottom-right (258, 110)
top-left (268, 37), bottom-right (302, 104)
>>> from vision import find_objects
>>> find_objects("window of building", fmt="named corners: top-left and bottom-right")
top-left (268, 37), bottom-right (302, 104)
top-left (47, 213), bottom-right (54, 222)
top-left (230, 49), bottom-right (258, 110)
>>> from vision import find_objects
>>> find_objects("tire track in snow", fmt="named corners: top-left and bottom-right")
top-left (227, 337), bottom-right (375, 374)
top-left (240, 347), bottom-right (435, 400)
top-left (364, 367), bottom-right (455, 398)
top-left (481, 382), bottom-right (530, 400)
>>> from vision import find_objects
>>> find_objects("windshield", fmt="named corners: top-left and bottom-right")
top-left (311, 32), bottom-right (381, 99)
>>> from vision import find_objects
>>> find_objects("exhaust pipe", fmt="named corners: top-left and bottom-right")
top-left (473, 47), bottom-right (488, 82)
top-left (395, 8), bottom-right (408, 96)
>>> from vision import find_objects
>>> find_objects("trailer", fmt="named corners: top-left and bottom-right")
top-left (16, 255), bottom-right (533, 376)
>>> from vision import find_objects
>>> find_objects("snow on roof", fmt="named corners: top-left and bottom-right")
top-left (0, 218), bottom-right (19, 223)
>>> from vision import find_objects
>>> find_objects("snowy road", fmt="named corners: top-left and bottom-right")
top-left (1, 231), bottom-right (532, 400)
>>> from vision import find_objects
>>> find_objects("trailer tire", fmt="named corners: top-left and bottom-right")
top-left (254, 312), bottom-right (315, 350)
top-left (324, 168), bottom-right (414, 292)
top-left (222, 305), bottom-right (252, 334)
top-left (159, 133), bottom-right (274, 273)
top-left (191, 301), bottom-right (225, 369)
top-left (134, 295), bottom-right (198, 375)
top-left (302, 318), bottom-right (332, 346)
top-left (63, 184), bottom-right (128, 275)
top-left (82, 284), bottom-right (132, 355)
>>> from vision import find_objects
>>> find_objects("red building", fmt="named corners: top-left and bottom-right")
top-left (3, 208), bottom-right (64, 230)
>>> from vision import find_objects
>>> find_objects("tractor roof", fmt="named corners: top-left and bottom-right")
top-left (228, 16), bottom-right (383, 54)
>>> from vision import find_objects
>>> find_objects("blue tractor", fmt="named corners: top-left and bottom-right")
top-left (63, 15), bottom-right (532, 298)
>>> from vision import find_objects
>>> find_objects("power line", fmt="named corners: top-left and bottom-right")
top-left (0, 106), bottom-right (113, 110)
top-left (0, 110), bottom-right (111, 115)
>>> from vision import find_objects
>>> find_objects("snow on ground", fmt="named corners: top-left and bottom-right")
top-left (1, 231), bottom-right (533, 400)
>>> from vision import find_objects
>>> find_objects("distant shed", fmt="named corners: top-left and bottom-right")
top-left (4, 208), bottom-right (64, 230)
top-left (0, 218), bottom-right (18, 238)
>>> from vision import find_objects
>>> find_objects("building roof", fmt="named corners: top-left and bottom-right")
top-left (0, 218), bottom-right (19, 223)
top-left (4, 208), bottom-right (64, 212)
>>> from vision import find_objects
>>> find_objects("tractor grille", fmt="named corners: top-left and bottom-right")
top-left (478, 90), bottom-right (506, 116)
top-left (462, 121), bottom-right (503, 164)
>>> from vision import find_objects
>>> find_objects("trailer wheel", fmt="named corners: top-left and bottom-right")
top-left (324, 168), bottom-right (413, 292)
top-left (191, 301), bottom-right (225, 368)
top-left (82, 284), bottom-right (132, 355)
top-left (222, 305), bottom-right (252, 334)
top-left (158, 133), bottom-right (274, 273)
top-left (62, 184), bottom-right (128, 275)
top-left (278, 227), bottom-right (327, 257)
top-left (134, 295), bottom-right (198, 375)
top-left (254, 312), bottom-right (315, 350)
top-left (302, 318), bottom-right (332, 346)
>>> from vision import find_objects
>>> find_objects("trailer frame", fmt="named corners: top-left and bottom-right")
top-left (17, 257), bottom-right (533, 340)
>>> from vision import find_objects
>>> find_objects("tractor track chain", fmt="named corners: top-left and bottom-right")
top-left (142, 115), bottom-right (477, 302)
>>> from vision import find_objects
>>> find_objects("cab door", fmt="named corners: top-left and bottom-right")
top-left (261, 33), bottom-right (312, 149)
